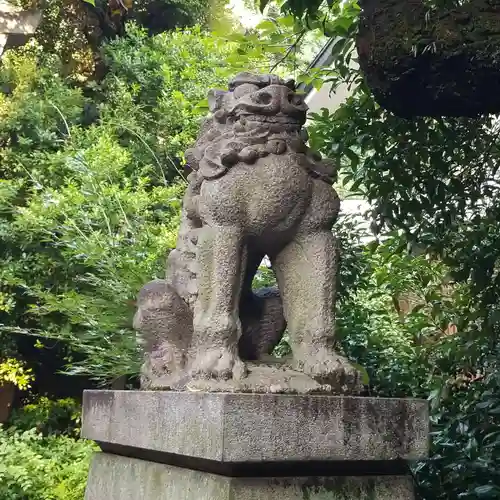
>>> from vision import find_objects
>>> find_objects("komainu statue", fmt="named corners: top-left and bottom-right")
top-left (133, 72), bottom-right (362, 394)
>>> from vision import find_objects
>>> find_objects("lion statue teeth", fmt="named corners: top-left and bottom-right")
top-left (133, 72), bottom-right (363, 394)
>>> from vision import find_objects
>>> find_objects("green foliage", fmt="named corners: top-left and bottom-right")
top-left (0, 358), bottom-right (33, 390)
top-left (8, 397), bottom-right (82, 437)
top-left (258, 0), bottom-right (471, 20)
top-left (0, 50), bottom-right (182, 378)
top-left (101, 24), bottom-right (230, 162)
top-left (331, 229), bottom-right (500, 499)
top-left (10, 0), bottom-right (225, 79)
top-left (131, 0), bottom-right (232, 34)
top-left (340, 239), bottom-right (452, 395)
top-left (252, 264), bottom-right (275, 289)
top-left (0, 426), bottom-right (97, 500)
top-left (416, 361), bottom-right (500, 499)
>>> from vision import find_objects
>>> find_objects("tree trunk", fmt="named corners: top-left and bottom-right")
top-left (0, 382), bottom-right (15, 423)
top-left (356, 0), bottom-right (500, 117)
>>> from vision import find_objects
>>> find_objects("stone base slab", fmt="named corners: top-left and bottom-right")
top-left (82, 391), bottom-right (429, 474)
top-left (85, 453), bottom-right (416, 500)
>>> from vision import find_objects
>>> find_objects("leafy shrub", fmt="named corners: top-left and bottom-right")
top-left (8, 397), bottom-right (81, 437)
top-left (0, 358), bottom-right (33, 390)
top-left (0, 426), bottom-right (97, 500)
top-left (100, 23), bottom-right (231, 173)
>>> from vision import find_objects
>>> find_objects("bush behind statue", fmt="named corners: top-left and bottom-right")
top-left (0, 426), bottom-right (97, 500)
top-left (8, 396), bottom-right (82, 437)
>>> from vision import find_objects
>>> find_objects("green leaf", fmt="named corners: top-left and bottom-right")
top-left (277, 15), bottom-right (296, 28)
top-left (296, 73), bottom-right (313, 85)
top-left (194, 98), bottom-right (209, 113)
top-left (312, 78), bottom-right (323, 91)
top-left (255, 20), bottom-right (276, 32)
top-left (352, 363), bottom-right (370, 385)
top-left (344, 148), bottom-right (359, 166)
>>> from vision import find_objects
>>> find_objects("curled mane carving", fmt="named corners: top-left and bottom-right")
top-left (185, 72), bottom-right (337, 184)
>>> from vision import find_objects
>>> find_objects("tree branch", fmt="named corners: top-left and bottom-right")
top-left (269, 29), bottom-right (306, 73)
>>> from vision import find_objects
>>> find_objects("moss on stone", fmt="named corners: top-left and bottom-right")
top-left (356, 0), bottom-right (500, 116)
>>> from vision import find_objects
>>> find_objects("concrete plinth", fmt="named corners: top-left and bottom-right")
top-left (86, 453), bottom-right (415, 500)
top-left (82, 391), bottom-right (429, 500)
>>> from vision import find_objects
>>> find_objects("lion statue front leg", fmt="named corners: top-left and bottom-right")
top-left (187, 224), bottom-right (247, 381)
top-left (273, 231), bottom-right (362, 392)
top-left (272, 178), bottom-right (362, 393)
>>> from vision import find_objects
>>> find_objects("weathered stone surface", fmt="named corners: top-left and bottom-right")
top-left (82, 391), bottom-right (429, 470)
top-left (85, 453), bottom-right (415, 500)
top-left (134, 72), bottom-right (363, 394)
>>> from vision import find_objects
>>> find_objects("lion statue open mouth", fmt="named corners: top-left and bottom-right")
top-left (133, 72), bottom-right (363, 395)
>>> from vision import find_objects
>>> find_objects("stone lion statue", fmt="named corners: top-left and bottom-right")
top-left (133, 72), bottom-right (362, 394)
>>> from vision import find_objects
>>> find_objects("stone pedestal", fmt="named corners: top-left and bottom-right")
top-left (82, 391), bottom-right (429, 500)
top-left (0, 2), bottom-right (42, 57)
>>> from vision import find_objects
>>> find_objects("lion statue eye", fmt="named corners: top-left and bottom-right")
top-left (288, 94), bottom-right (303, 106)
top-left (255, 92), bottom-right (272, 105)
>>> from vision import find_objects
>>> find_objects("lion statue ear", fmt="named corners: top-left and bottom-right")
top-left (284, 78), bottom-right (296, 90)
top-left (208, 89), bottom-right (228, 113)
